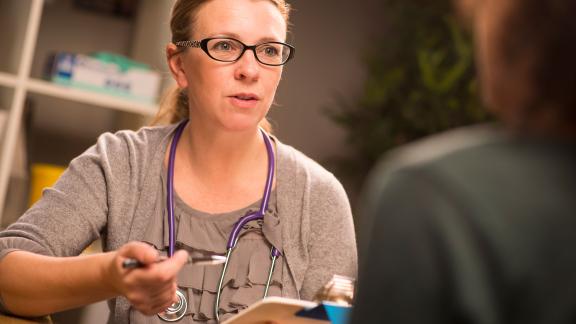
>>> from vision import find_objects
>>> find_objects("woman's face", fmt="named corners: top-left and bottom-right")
top-left (169, 0), bottom-right (287, 133)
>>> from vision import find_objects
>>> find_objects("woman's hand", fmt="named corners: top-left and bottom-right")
top-left (108, 241), bottom-right (189, 315)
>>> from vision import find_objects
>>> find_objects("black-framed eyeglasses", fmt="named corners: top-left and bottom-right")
top-left (174, 37), bottom-right (295, 66)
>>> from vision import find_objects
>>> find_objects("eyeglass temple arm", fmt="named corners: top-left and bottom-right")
top-left (174, 40), bottom-right (200, 48)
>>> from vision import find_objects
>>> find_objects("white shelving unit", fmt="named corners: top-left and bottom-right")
top-left (0, 0), bottom-right (175, 226)
top-left (0, 73), bottom-right (18, 87)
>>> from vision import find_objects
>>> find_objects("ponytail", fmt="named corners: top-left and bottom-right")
top-left (151, 85), bottom-right (189, 125)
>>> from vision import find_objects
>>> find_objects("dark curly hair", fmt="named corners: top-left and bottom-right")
top-left (466, 0), bottom-right (576, 133)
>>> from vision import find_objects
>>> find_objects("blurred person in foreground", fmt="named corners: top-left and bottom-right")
top-left (351, 0), bottom-right (576, 323)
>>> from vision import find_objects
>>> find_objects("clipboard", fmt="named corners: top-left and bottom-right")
top-left (221, 297), bottom-right (351, 324)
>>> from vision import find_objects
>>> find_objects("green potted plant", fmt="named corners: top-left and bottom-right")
top-left (327, 0), bottom-right (492, 201)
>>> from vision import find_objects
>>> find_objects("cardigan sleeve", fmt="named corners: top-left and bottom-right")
top-left (0, 131), bottom-right (132, 261)
top-left (299, 173), bottom-right (358, 300)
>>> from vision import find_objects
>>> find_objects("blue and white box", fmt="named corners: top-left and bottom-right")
top-left (48, 52), bottom-right (161, 104)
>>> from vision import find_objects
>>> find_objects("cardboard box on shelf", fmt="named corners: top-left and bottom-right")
top-left (46, 52), bottom-right (161, 104)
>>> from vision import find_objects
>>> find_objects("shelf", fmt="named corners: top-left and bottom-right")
top-left (0, 0), bottom-right (32, 75)
top-left (0, 72), bottom-right (18, 88)
top-left (1, 0), bottom-right (170, 227)
top-left (26, 78), bottom-right (158, 116)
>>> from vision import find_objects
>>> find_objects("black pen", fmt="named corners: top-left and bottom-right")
top-left (122, 255), bottom-right (226, 269)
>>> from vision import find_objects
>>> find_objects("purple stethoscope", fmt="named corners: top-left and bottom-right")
top-left (159, 120), bottom-right (281, 322)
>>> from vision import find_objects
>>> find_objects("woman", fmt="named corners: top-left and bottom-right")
top-left (0, 0), bottom-right (357, 323)
top-left (351, 0), bottom-right (576, 323)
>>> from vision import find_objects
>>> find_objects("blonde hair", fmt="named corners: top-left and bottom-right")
top-left (152, 0), bottom-right (292, 132)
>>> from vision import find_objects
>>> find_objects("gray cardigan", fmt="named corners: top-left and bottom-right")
top-left (0, 124), bottom-right (357, 323)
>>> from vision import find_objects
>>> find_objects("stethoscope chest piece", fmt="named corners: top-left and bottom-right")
top-left (158, 289), bottom-right (188, 322)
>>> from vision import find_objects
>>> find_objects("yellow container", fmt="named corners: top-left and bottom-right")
top-left (29, 163), bottom-right (66, 207)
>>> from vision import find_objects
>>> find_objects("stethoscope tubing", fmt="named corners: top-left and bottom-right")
top-left (166, 120), bottom-right (187, 258)
top-left (163, 120), bottom-right (280, 322)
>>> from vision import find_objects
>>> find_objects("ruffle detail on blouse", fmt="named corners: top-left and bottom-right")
top-left (170, 216), bottom-right (283, 322)
top-left (174, 248), bottom-right (283, 321)
top-left (138, 173), bottom-right (283, 322)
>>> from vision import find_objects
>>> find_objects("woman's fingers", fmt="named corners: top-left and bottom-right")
top-left (150, 285), bottom-right (179, 313)
top-left (118, 241), bottom-right (159, 267)
top-left (130, 280), bottom-right (179, 314)
top-left (154, 249), bottom-right (189, 274)
top-left (113, 243), bottom-right (189, 314)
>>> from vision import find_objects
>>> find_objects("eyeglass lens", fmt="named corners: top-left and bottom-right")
top-left (207, 38), bottom-right (291, 65)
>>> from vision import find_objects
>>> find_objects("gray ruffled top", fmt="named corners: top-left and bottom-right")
top-left (130, 167), bottom-right (283, 323)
